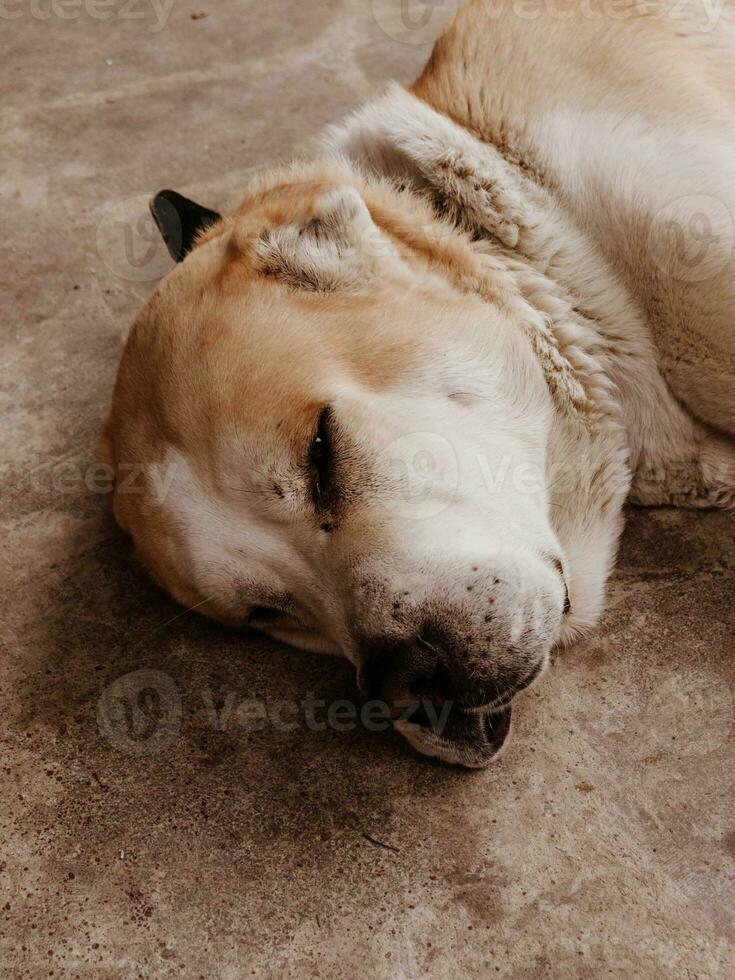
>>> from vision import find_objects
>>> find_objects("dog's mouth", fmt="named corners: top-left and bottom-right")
top-left (390, 654), bottom-right (548, 767)
top-left (473, 654), bottom-right (549, 714)
top-left (394, 701), bottom-right (514, 768)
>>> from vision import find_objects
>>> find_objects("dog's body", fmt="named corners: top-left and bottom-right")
top-left (104, 0), bottom-right (735, 766)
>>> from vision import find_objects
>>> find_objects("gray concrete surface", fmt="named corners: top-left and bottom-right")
top-left (1, 2), bottom-right (734, 977)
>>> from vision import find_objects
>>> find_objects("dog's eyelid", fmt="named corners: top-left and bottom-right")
top-left (247, 605), bottom-right (280, 624)
top-left (548, 555), bottom-right (564, 577)
top-left (307, 404), bottom-right (335, 506)
top-left (310, 404), bottom-right (332, 448)
top-left (545, 555), bottom-right (571, 614)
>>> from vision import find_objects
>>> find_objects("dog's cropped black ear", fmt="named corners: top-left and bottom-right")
top-left (149, 189), bottom-right (221, 263)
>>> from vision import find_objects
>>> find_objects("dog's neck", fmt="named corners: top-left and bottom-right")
top-left (322, 85), bottom-right (636, 637)
top-left (322, 85), bottom-right (638, 426)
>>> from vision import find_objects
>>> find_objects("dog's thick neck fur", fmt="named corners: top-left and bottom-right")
top-left (313, 81), bottom-right (735, 632)
top-left (319, 84), bottom-right (640, 638)
top-left (322, 86), bottom-right (645, 432)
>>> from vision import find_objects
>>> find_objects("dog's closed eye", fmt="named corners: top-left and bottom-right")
top-left (308, 405), bottom-right (335, 509)
top-left (547, 556), bottom-right (571, 615)
top-left (247, 606), bottom-right (281, 625)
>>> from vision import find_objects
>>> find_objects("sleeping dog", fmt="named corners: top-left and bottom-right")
top-left (102, 0), bottom-right (735, 766)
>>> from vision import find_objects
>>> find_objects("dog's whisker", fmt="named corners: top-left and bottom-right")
top-left (152, 595), bottom-right (222, 634)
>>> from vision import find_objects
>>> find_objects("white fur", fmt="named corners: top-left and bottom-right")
top-left (323, 84), bottom-right (735, 639)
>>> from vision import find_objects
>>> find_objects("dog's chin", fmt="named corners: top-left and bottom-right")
top-left (394, 704), bottom-right (514, 769)
top-left (392, 649), bottom-right (550, 767)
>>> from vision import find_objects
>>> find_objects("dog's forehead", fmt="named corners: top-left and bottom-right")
top-left (135, 264), bottom-right (461, 441)
top-left (124, 274), bottom-right (329, 439)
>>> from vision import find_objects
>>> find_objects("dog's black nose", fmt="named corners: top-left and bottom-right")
top-left (361, 635), bottom-right (455, 716)
top-left (359, 629), bottom-right (546, 716)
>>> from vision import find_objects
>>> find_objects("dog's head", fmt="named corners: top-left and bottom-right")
top-left (103, 162), bottom-right (569, 767)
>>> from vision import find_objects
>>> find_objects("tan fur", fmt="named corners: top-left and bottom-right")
top-left (411, 0), bottom-right (735, 433)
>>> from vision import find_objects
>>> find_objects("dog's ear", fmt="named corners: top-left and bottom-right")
top-left (254, 186), bottom-right (382, 291)
top-left (149, 189), bottom-right (221, 263)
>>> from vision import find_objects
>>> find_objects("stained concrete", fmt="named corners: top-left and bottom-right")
top-left (1, 2), bottom-right (734, 977)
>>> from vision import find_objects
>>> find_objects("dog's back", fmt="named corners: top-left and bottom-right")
top-left (413, 0), bottom-right (735, 433)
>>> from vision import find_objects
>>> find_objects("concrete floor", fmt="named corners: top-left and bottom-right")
top-left (2, 2), bottom-right (734, 977)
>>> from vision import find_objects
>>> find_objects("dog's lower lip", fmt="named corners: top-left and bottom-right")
top-left (379, 653), bottom-right (546, 724)
top-left (467, 654), bottom-right (548, 715)
top-left (483, 704), bottom-right (513, 745)
top-left (396, 701), bottom-right (514, 768)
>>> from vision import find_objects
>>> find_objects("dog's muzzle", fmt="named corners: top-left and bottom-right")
top-left (395, 700), bottom-right (515, 768)
top-left (358, 633), bottom-right (549, 767)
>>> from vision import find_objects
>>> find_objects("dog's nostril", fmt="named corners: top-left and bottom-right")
top-left (362, 635), bottom-right (452, 712)
top-left (407, 660), bottom-right (451, 702)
